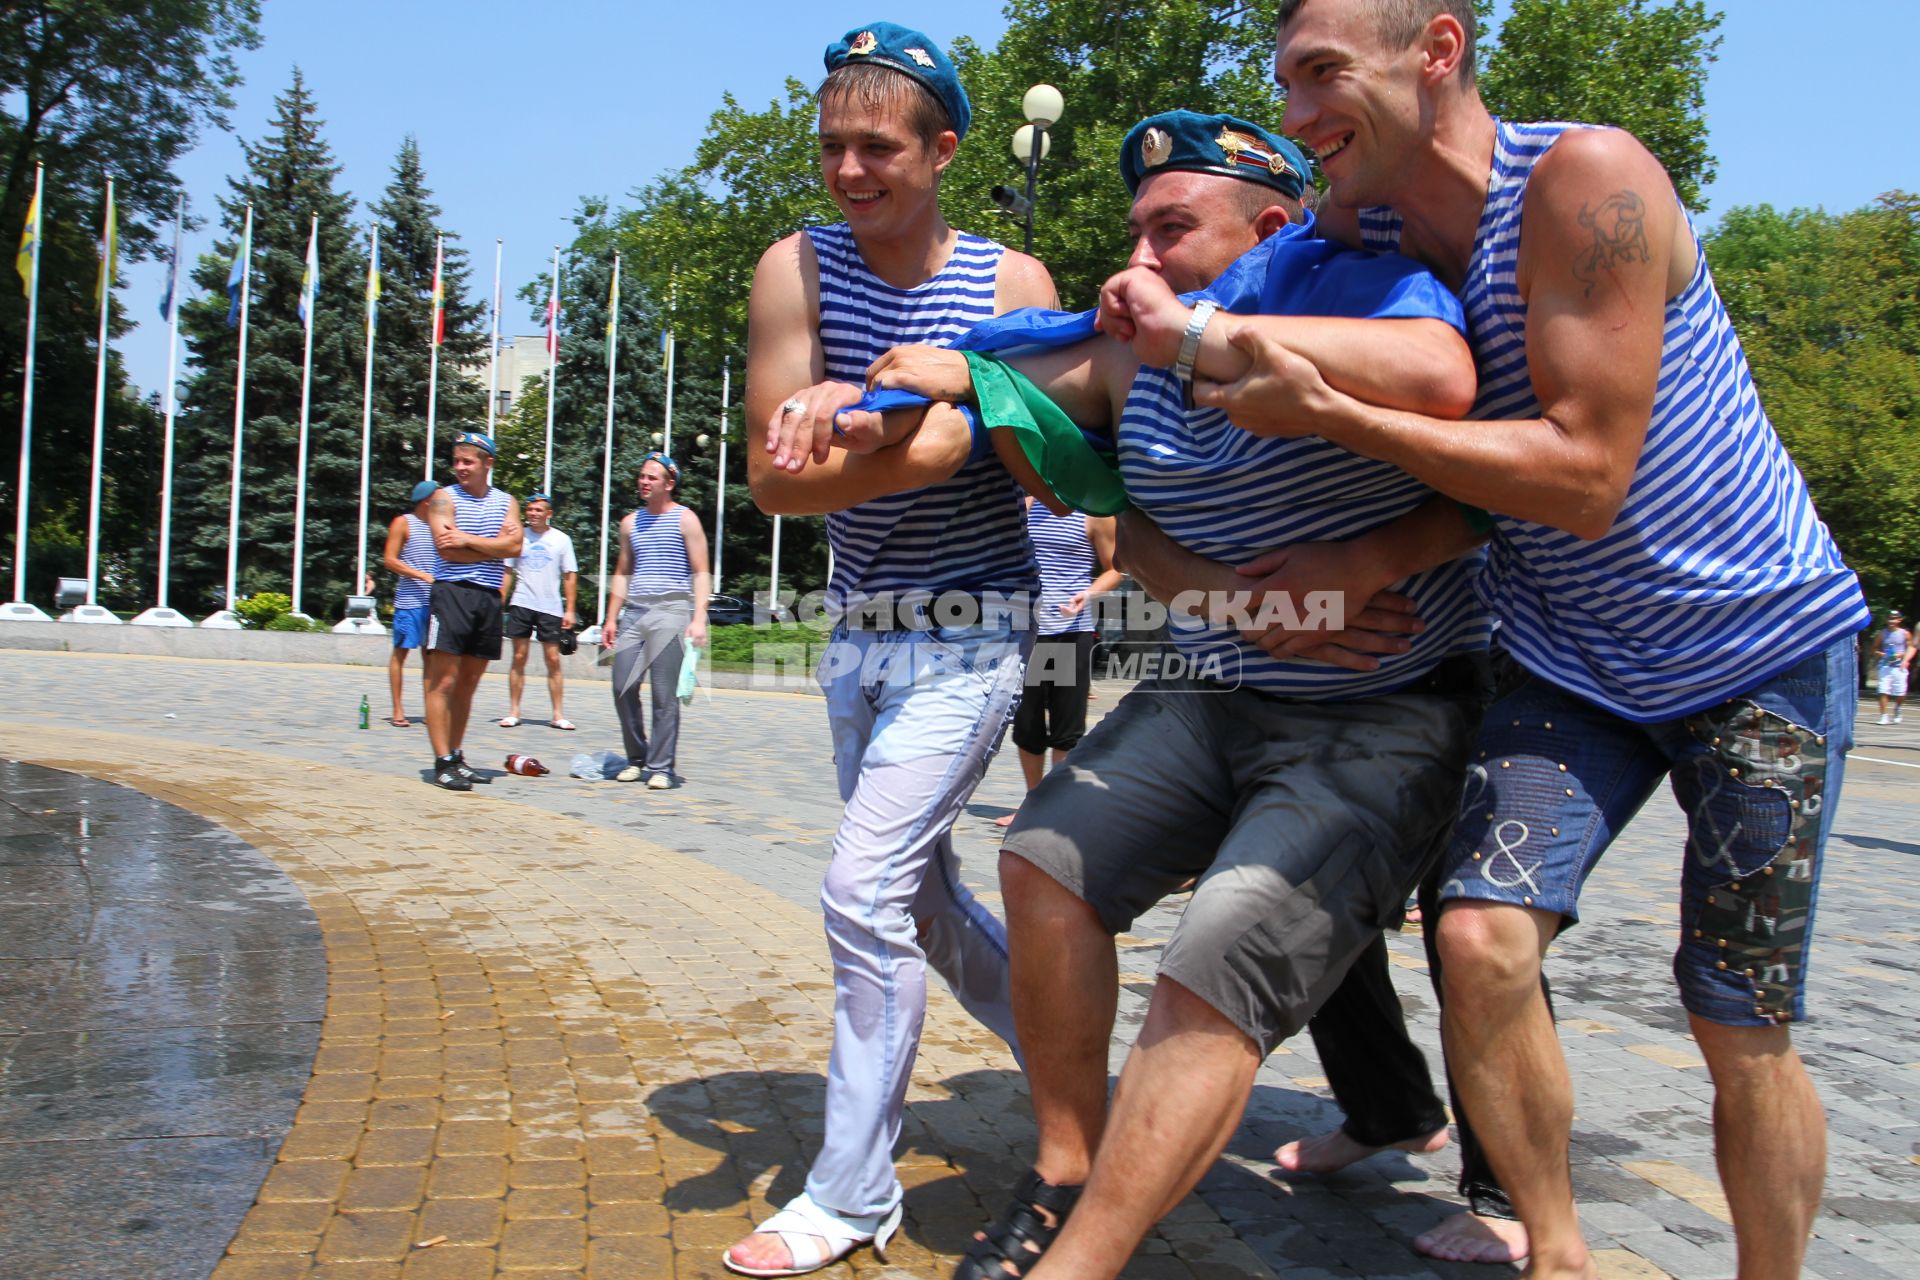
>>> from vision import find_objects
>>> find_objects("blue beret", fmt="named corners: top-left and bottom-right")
top-left (1120, 111), bottom-right (1311, 201)
top-left (452, 430), bottom-right (496, 457)
top-left (408, 480), bottom-right (439, 504)
top-left (823, 21), bottom-right (971, 141)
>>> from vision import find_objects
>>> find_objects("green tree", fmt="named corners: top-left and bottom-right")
top-left (171, 70), bottom-right (364, 615)
top-left (0, 0), bottom-right (260, 607)
top-left (1478, 0), bottom-right (1722, 207)
top-left (1705, 194), bottom-right (1920, 611)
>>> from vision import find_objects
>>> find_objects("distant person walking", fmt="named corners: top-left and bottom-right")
top-left (997, 499), bottom-right (1123, 827)
top-left (382, 479), bottom-right (441, 728)
top-left (499, 493), bottom-right (579, 730)
top-left (1874, 608), bottom-right (1913, 724)
top-left (424, 432), bottom-right (523, 792)
top-left (599, 454), bottom-right (710, 789)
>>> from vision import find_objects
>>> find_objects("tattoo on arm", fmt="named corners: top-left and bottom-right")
top-left (1572, 190), bottom-right (1651, 298)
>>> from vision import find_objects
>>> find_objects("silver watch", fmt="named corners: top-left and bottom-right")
top-left (1174, 299), bottom-right (1218, 395)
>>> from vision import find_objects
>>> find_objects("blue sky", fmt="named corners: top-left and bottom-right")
top-left (111, 0), bottom-right (1919, 397)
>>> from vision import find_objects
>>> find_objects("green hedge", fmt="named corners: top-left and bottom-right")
top-left (705, 622), bottom-right (829, 667)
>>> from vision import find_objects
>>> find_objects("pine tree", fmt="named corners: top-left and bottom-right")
top-left (171, 68), bottom-right (362, 615)
top-left (367, 135), bottom-right (487, 524)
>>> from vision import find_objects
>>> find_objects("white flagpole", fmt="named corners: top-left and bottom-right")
top-left (83, 177), bottom-right (114, 606)
top-left (713, 358), bottom-right (728, 593)
top-left (355, 225), bottom-right (379, 603)
top-left (155, 195), bottom-right (184, 612)
top-left (769, 515), bottom-right (782, 618)
top-left (291, 212), bottom-right (318, 616)
top-left (662, 329), bottom-right (675, 456)
top-left (598, 252), bottom-right (619, 624)
top-left (225, 203), bottom-right (254, 613)
top-left (11, 163), bottom-right (44, 611)
top-left (423, 232), bottom-right (443, 480)
top-left (542, 246), bottom-right (560, 494)
top-left (486, 238), bottom-right (502, 436)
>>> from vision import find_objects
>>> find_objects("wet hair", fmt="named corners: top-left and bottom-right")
top-left (819, 62), bottom-right (954, 151)
top-left (1277, 0), bottom-right (1478, 83)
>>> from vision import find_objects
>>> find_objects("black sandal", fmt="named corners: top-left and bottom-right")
top-left (954, 1167), bottom-right (1083, 1280)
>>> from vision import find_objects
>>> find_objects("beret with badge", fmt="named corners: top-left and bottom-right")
top-left (1120, 109), bottom-right (1311, 201)
top-left (823, 21), bottom-right (972, 141)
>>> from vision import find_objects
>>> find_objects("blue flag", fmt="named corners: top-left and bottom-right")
top-left (225, 238), bottom-right (247, 328)
top-left (158, 205), bottom-right (182, 322)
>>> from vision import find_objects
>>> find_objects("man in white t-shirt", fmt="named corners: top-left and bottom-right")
top-left (499, 493), bottom-right (579, 730)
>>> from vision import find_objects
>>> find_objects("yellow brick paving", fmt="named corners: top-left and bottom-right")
top-left (0, 723), bottom-right (1263, 1280)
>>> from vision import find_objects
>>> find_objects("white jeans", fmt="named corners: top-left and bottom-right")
top-left (804, 622), bottom-right (1030, 1216)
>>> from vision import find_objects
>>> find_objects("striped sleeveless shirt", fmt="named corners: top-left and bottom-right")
top-left (626, 505), bottom-right (693, 599)
top-left (1358, 120), bottom-right (1868, 721)
top-left (394, 513), bottom-right (438, 609)
top-left (806, 223), bottom-right (1038, 618)
top-left (1028, 503), bottom-right (1096, 636)
top-left (434, 484), bottom-right (512, 589)
top-left (1120, 367), bottom-right (1493, 698)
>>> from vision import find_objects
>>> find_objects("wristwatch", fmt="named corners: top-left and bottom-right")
top-left (1174, 299), bottom-right (1218, 404)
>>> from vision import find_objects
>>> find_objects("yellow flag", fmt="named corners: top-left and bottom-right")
top-left (94, 187), bottom-right (117, 305)
top-left (15, 189), bottom-right (36, 299)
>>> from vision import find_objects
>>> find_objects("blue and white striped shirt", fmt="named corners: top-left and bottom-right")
top-left (626, 505), bottom-right (693, 599)
top-left (1028, 503), bottom-right (1096, 635)
top-left (806, 223), bottom-right (1038, 618)
top-left (394, 513), bottom-right (437, 609)
top-left (1121, 366), bottom-right (1493, 698)
top-left (1359, 120), bottom-right (1868, 721)
top-left (434, 485), bottom-right (512, 589)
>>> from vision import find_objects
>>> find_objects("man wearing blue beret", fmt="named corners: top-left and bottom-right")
top-left (860, 110), bottom-right (1502, 1279)
top-left (726, 20), bottom-right (1058, 1278)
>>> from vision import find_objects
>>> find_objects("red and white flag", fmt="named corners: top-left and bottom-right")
top-left (430, 234), bottom-right (445, 346)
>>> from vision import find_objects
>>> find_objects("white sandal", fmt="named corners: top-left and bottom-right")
top-left (722, 1191), bottom-right (903, 1277)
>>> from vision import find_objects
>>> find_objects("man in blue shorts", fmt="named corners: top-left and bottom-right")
top-left (382, 479), bottom-right (440, 727)
top-left (1203, 6), bottom-right (1872, 1277)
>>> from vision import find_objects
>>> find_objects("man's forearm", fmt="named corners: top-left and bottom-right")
top-left (1203, 314), bottom-right (1475, 418)
top-left (752, 408), bottom-right (970, 516)
top-left (1114, 510), bottom-right (1238, 620)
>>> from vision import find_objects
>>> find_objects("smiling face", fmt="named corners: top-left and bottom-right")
top-left (1275, 0), bottom-right (1467, 209)
top-left (450, 444), bottom-right (491, 489)
top-left (817, 88), bottom-right (955, 239)
top-left (526, 499), bottom-right (552, 531)
top-left (1126, 171), bottom-right (1276, 294)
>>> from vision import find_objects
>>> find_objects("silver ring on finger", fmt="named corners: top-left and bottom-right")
top-left (780, 398), bottom-right (805, 416)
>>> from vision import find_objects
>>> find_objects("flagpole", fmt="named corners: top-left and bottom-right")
top-left (598, 252), bottom-right (619, 628)
top-left (290, 213), bottom-right (319, 616)
top-left (713, 358), bottom-right (728, 593)
top-left (486, 238), bottom-right (502, 436)
top-left (223, 203), bottom-right (254, 616)
top-left (9, 163), bottom-right (45, 617)
top-left (81, 178), bottom-right (115, 609)
top-left (769, 515), bottom-right (782, 620)
top-left (355, 225), bottom-right (379, 608)
top-left (151, 196), bottom-right (185, 619)
top-left (662, 329), bottom-right (676, 456)
top-left (542, 246), bottom-right (560, 494)
top-left (423, 232), bottom-right (443, 480)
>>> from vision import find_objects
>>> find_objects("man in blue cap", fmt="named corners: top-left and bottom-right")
top-left (423, 431), bottom-right (522, 792)
top-left (726, 20), bottom-right (1057, 1278)
top-left (382, 478), bottom-right (442, 728)
top-left (862, 109), bottom-right (1499, 1280)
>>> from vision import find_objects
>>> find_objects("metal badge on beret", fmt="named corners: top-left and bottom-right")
top-left (849, 30), bottom-right (877, 56)
top-left (905, 46), bottom-right (935, 67)
top-left (1216, 126), bottom-right (1295, 182)
top-left (1142, 126), bottom-right (1173, 169)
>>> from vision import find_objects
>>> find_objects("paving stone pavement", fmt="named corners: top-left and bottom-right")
top-left (2, 648), bottom-right (1918, 1279)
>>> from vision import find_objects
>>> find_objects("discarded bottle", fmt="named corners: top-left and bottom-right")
top-left (504, 754), bottom-right (550, 777)
top-left (358, 694), bottom-right (369, 730)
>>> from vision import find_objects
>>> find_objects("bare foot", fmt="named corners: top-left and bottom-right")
top-left (723, 1228), bottom-right (826, 1275)
top-left (994, 811), bottom-right (1018, 828)
top-left (1272, 1125), bottom-right (1447, 1175)
top-left (1413, 1211), bottom-right (1531, 1265)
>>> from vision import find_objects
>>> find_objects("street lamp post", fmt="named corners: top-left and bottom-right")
top-left (999, 84), bottom-right (1064, 254)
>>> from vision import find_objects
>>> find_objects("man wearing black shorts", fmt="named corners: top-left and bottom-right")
top-left (425, 431), bottom-right (523, 791)
top-left (499, 493), bottom-right (578, 730)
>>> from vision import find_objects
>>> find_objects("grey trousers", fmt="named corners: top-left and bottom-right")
top-left (610, 599), bottom-right (688, 774)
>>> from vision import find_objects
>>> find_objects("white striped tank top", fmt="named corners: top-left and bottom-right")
top-left (806, 223), bottom-right (1038, 618)
top-left (434, 485), bottom-right (512, 589)
top-left (1028, 503), bottom-right (1096, 635)
top-left (394, 513), bottom-right (438, 609)
top-left (1359, 120), bottom-right (1868, 721)
top-left (1120, 367), bottom-right (1493, 698)
top-left (626, 505), bottom-right (692, 599)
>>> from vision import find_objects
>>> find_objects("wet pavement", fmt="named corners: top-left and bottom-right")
top-left (0, 648), bottom-right (1917, 1278)
top-left (0, 759), bottom-right (325, 1279)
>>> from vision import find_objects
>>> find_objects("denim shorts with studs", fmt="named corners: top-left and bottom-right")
top-left (1435, 637), bottom-right (1856, 1027)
